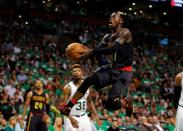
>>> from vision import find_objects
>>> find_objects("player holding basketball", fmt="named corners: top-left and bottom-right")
top-left (61, 63), bottom-right (97, 130)
top-left (59, 11), bottom-right (133, 116)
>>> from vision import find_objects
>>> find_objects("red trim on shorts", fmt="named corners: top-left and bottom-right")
top-left (117, 66), bottom-right (132, 72)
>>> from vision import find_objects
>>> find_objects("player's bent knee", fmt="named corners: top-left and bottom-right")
top-left (105, 97), bottom-right (121, 111)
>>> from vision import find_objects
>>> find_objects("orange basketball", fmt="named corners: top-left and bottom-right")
top-left (66, 43), bottom-right (90, 61)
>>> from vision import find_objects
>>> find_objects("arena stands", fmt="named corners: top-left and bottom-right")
top-left (0, 0), bottom-right (183, 131)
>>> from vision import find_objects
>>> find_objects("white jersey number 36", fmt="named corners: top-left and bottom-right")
top-left (76, 101), bottom-right (86, 110)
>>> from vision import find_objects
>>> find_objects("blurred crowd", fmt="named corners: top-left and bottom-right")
top-left (0, 15), bottom-right (182, 131)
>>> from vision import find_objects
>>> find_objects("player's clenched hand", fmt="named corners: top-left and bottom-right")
top-left (68, 115), bottom-right (79, 128)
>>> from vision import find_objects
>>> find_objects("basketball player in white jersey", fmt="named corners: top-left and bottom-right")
top-left (175, 70), bottom-right (183, 131)
top-left (62, 63), bottom-right (98, 131)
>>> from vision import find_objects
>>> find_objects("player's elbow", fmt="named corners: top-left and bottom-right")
top-left (175, 75), bottom-right (182, 86)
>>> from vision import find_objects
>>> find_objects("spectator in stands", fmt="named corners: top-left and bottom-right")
top-left (0, 117), bottom-right (7, 131)
top-left (0, 90), bottom-right (13, 120)
top-left (4, 79), bottom-right (16, 99)
top-left (0, 15), bottom-right (182, 130)
top-left (54, 117), bottom-right (63, 131)
top-left (17, 70), bottom-right (28, 83)
top-left (95, 117), bottom-right (108, 131)
top-left (107, 118), bottom-right (120, 131)
top-left (15, 114), bottom-right (25, 131)
top-left (45, 115), bottom-right (55, 131)
top-left (4, 116), bottom-right (17, 131)
top-left (152, 115), bottom-right (164, 131)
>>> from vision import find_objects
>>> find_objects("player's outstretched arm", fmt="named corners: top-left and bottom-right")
top-left (52, 85), bottom-right (71, 116)
top-left (59, 85), bottom-right (79, 128)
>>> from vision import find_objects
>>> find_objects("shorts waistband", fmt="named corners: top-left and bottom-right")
top-left (72, 113), bottom-right (86, 117)
top-left (31, 112), bottom-right (44, 116)
top-left (179, 104), bottom-right (183, 107)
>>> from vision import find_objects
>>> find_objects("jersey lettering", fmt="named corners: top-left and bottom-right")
top-left (76, 101), bottom-right (86, 110)
top-left (34, 102), bottom-right (43, 110)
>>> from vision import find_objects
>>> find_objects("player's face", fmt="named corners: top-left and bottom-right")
top-left (109, 12), bottom-right (122, 29)
top-left (35, 80), bottom-right (43, 89)
top-left (72, 67), bottom-right (83, 80)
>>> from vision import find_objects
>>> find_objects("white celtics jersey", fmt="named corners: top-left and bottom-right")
top-left (67, 81), bottom-right (89, 116)
top-left (179, 76), bottom-right (183, 106)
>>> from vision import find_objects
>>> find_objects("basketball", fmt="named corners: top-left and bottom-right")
top-left (66, 43), bottom-right (90, 61)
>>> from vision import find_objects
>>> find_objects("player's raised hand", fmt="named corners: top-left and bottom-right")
top-left (68, 115), bottom-right (79, 128)
top-left (78, 49), bottom-right (93, 61)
